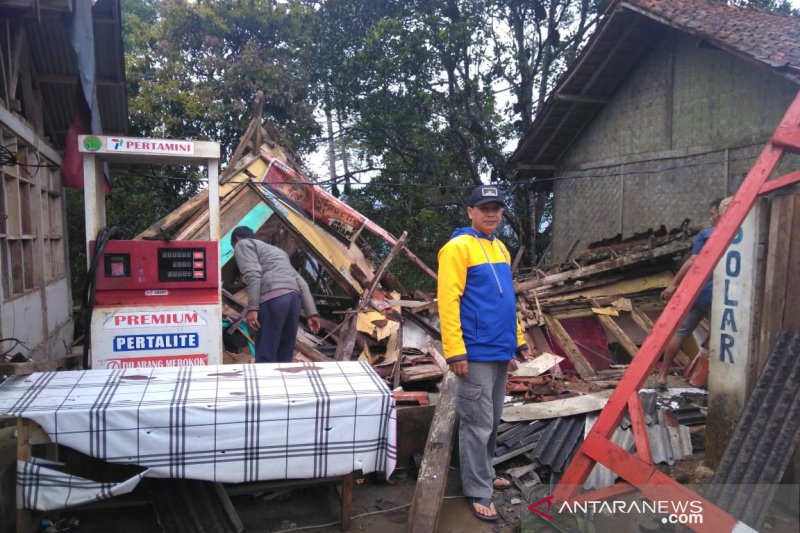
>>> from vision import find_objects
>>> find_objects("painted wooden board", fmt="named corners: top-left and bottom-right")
top-left (502, 389), bottom-right (613, 422)
top-left (510, 352), bottom-right (564, 376)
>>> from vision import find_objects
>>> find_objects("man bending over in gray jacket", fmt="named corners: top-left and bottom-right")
top-left (231, 226), bottom-right (321, 363)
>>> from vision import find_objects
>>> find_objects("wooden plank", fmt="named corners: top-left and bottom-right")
top-left (629, 306), bottom-right (690, 366)
top-left (16, 418), bottom-right (31, 533)
top-left (596, 314), bottom-right (639, 360)
top-left (400, 364), bottom-right (443, 382)
top-left (391, 322), bottom-right (403, 390)
top-left (510, 352), bottom-right (564, 376)
top-left (756, 195), bottom-right (793, 376)
top-left (781, 196), bottom-right (800, 331)
top-left (543, 315), bottom-right (596, 378)
top-left (407, 371), bottom-right (457, 533)
top-left (591, 306), bottom-right (618, 316)
top-left (514, 239), bottom-right (691, 294)
top-left (340, 473), bottom-right (353, 531)
top-left (295, 337), bottom-right (333, 362)
top-left (532, 269), bottom-right (672, 303)
top-left (592, 300), bottom-right (639, 361)
top-left (627, 394), bottom-right (652, 465)
top-left (411, 300), bottom-right (437, 315)
top-left (492, 442), bottom-right (536, 466)
top-left (502, 390), bottom-right (613, 422)
top-left (758, 169), bottom-right (800, 195)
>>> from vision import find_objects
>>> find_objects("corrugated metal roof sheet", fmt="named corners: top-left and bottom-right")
top-left (583, 405), bottom-right (693, 490)
top-left (20, 1), bottom-right (127, 148)
top-left (533, 415), bottom-right (585, 473)
top-left (584, 415), bottom-right (633, 490)
top-left (706, 331), bottom-right (800, 530)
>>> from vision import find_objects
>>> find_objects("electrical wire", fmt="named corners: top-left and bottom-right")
top-left (102, 143), bottom-right (763, 195)
top-left (0, 144), bottom-right (59, 170)
top-left (1, 337), bottom-right (28, 359)
top-left (81, 226), bottom-right (118, 369)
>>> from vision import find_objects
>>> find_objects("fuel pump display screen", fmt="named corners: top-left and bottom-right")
top-left (158, 248), bottom-right (207, 282)
top-left (104, 254), bottom-right (131, 278)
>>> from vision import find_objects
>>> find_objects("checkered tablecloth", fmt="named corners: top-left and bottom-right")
top-left (0, 361), bottom-right (397, 510)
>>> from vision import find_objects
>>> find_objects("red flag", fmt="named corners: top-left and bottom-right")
top-left (61, 87), bottom-right (110, 191)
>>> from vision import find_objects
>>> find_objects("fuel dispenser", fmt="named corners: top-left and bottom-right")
top-left (78, 135), bottom-right (222, 368)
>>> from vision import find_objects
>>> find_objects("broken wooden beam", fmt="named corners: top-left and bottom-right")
top-left (335, 232), bottom-right (408, 361)
top-left (502, 389), bottom-right (613, 422)
top-left (221, 91), bottom-right (264, 183)
top-left (407, 371), bottom-right (457, 533)
top-left (543, 314), bottom-right (596, 378)
top-left (591, 300), bottom-right (640, 361)
top-left (514, 239), bottom-right (691, 294)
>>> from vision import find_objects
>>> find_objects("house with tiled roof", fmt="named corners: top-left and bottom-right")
top-left (510, 0), bottom-right (800, 262)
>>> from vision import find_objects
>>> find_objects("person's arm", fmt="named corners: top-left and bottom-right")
top-left (661, 253), bottom-right (697, 300)
top-left (437, 241), bottom-right (469, 377)
top-left (293, 271), bottom-right (321, 334)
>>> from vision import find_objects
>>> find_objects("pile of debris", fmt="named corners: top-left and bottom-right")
top-left (141, 107), bottom-right (713, 493)
top-left (137, 111), bottom-right (446, 391)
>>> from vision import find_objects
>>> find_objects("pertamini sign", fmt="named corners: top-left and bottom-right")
top-left (105, 137), bottom-right (195, 155)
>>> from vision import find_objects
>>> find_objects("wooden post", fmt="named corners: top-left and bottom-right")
top-left (543, 314), bottom-right (596, 378)
top-left (221, 91), bottom-right (264, 183)
top-left (407, 371), bottom-right (457, 533)
top-left (335, 232), bottom-right (407, 361)
top-left (16, 419), bottom-right (31, 533)
top-left (213, 483), bottom-right (244, 533)
top-left (392, 319), bottom-right (404, 390)
top-left (340, 473), bottom-right (353, 531)
top-left (591, 300), bottom-right (640, 361)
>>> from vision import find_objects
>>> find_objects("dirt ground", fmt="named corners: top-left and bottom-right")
top-left (58, 467), bottom-right (522, 533)
top-left (18, 459), bottom-right (800, 533)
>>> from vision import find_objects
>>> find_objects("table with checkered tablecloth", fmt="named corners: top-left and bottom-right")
top-left (0, 361), bottom-right (397, 510)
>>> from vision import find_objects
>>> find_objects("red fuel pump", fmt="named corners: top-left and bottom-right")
top-left (79, 135), bottom-right (222, 368)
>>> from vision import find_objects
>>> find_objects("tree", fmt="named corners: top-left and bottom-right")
top-left (68, 0), bottom-right (326, 319)
top-left (72, 0), bottom-right (607, 297)
top-left (306, 0), bottom-right (602, 276)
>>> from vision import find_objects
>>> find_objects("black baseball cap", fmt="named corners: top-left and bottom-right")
top-left (468, 185), bottom-right (504, 207)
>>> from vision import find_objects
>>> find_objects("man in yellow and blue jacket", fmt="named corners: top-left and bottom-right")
top-left (437, 185), bottom-right (531, 522)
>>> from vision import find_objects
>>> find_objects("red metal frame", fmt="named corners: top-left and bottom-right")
top-left (553, 90), bottom-right (800, 532)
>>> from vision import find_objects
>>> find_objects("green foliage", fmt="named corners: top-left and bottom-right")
top-left (70, 0), bottom-right (603, 299)
top-left (124, 0), bottom-right (321, 155)
top-left (728, 0), bottom-right (799, 15)
top-left (308, 0), bottom-right (600, 271)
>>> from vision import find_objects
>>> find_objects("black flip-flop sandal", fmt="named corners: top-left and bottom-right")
top-left (654, 382), bottom-right (668, 392)
top-left (468, 497), bottom-right (498, 522)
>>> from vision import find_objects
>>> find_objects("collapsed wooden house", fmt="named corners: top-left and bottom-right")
top-left (514, 223), bottom-right (708, 379)
top-left (137, 112), bottom-right (446, 389)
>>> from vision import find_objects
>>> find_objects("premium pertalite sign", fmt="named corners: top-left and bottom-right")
top-left (91, 306), bottom-right (221, 368)
top-left (104, 310), bottom-right (209, 329)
